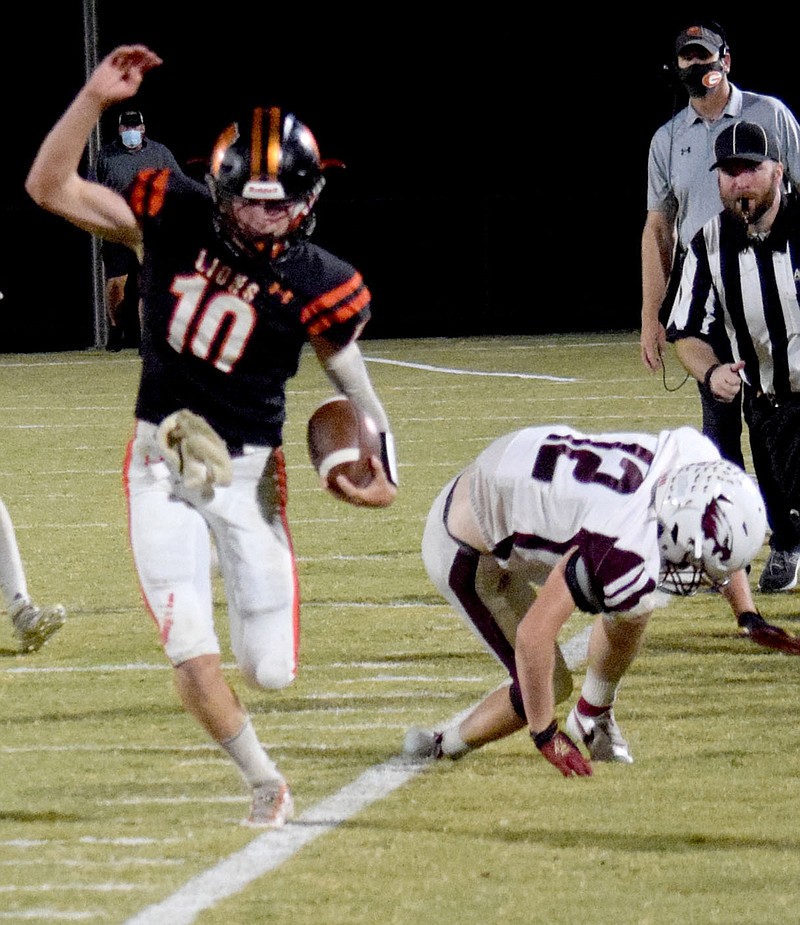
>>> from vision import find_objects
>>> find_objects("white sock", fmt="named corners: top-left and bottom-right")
top-left (0, 500), bottom-right (28, 612)
top-left (219, 717), bottom-right (282, 788)
top-left (441, 726), bottom-right (471, 759)
top-left (579, 669), bottom-right (618, 711)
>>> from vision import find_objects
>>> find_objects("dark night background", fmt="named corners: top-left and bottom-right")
top-left (3, 6), bottom-right (800, 351)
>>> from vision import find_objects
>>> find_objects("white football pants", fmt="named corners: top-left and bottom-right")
top-left (125, 421), bottom-right (299, 690)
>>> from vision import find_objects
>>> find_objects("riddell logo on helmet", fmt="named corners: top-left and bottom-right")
top-left (242, 180), bottom-right (287, 200)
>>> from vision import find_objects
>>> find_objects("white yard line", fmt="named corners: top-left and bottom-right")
top-left (363, 356), bottom-right (577, 382)
top-left (123, 624), bottom-right (592, 925)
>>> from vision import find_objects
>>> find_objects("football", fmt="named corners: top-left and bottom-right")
top-left (307, 396), bottom-right (381, 493)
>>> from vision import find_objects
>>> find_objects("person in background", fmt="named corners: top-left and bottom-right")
top-left (667, 121), bottom-right (800, 593)
top-left (404, 423), bottom-right (794, 778)
top-left (0, 497), bottom-right (65, 653)
top-left (639, 20), bottom-right (800, 469)
top-left (26, 45), bottom-right (398, 828)
top-left (93, 109), bottom-right (182, 350)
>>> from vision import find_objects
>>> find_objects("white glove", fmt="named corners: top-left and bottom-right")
top-left (156, 410), bottom-right (233, 500)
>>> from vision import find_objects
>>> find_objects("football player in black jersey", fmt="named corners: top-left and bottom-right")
top-left (27, 45), bottom-right (398, 829)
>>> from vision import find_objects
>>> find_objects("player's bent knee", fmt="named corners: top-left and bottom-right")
top-left (240, 656), bottom-right (296, 690)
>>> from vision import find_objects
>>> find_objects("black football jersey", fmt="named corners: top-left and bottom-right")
top-left (127, 168), bottom-right (371, 449)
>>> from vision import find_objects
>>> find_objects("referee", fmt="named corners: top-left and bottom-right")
top-left (667, 120), bottom-right (800, 593)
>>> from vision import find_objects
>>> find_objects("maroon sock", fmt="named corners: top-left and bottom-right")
top-left (577, 697), bottom-right (610, 717)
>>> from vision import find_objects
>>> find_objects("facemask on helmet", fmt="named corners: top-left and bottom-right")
top-left (206, 107), bottom-right (327, 260)
top-left (653, 460), bottom-right (767, 595)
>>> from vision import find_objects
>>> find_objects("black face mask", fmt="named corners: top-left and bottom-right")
top-left (676, 60), bottom-right (725, 98)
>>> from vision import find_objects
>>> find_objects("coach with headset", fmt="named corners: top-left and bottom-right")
top-left (640, 21), bottom-right (800, 469)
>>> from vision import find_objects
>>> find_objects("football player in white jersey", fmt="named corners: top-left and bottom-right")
top-left (405, 424), bottom-right (785, 777)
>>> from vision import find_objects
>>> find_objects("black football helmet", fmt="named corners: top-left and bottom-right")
top-left (207, 106), bottom-right (328, 260)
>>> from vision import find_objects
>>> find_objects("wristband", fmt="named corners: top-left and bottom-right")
top-left (531, 719), bottom-right (558, 750)
top-left (703, 363), bottom-right (722, 394)
top-left (737, 610), bottom-right (764, 632)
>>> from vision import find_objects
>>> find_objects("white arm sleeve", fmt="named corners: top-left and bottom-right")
top-left (322, 342), bottom-right (389, 431)
top-left (322, 342), bottom-right (398, 484)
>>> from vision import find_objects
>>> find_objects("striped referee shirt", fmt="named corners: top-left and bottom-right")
top-left (666, 194), bottom-right (800, 400)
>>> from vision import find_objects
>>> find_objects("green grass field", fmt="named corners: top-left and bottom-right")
top-left (2, 333), bottom-right (800, 925)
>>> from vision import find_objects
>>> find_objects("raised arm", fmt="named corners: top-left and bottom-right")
top-left (25, 45), bottom-right (163, 247)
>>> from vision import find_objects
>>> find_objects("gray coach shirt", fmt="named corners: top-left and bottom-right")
top-left (93, 138), bottom-right (182, 192)
top-left (647, 84), bottom-right (800, 249)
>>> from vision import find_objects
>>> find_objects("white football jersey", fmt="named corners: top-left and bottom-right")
top-left (469, 425), bottom-right (720, 616)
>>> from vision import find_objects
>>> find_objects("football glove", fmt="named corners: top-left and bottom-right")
top-left (738, 611), bottom-right (800, 655)
top-left (532, 721), bottom-right (593, 777)
top-left (156, 409), bottom-right (233, 500)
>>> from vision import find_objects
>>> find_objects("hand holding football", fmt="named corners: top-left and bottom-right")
top-left (307, 396), bottom-right (382, 496)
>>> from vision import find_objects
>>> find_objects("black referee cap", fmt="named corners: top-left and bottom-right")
top-left (710, 121), bottom-right (779, 171)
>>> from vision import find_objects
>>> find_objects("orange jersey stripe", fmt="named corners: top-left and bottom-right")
top-left (302, 273), bottom-right (371, 335)
top-left (306, 290), bottom-right (372, 336)
top-left (146, 169), bottom-right (170, 217)
top-left (128, 168), bottom-right (171, 219)
top-left (300, 272), bottom-right (366, 323)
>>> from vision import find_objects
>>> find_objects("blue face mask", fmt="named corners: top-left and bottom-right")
top-left (121, 129), bottom-right (143, 149)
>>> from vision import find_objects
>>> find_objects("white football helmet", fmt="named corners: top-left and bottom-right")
top-left (653, 459), bottom-right (767, 594)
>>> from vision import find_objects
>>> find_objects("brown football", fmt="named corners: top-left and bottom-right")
top-left (307, 396), bottom-right (381, 493)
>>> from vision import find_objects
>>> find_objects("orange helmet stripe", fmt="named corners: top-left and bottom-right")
top-left (251, 107), bottom-right (264, 178)
top-left (267, 106), bottom-right (282, 180)
top-left (210, 124), bottom-right (237, 178)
